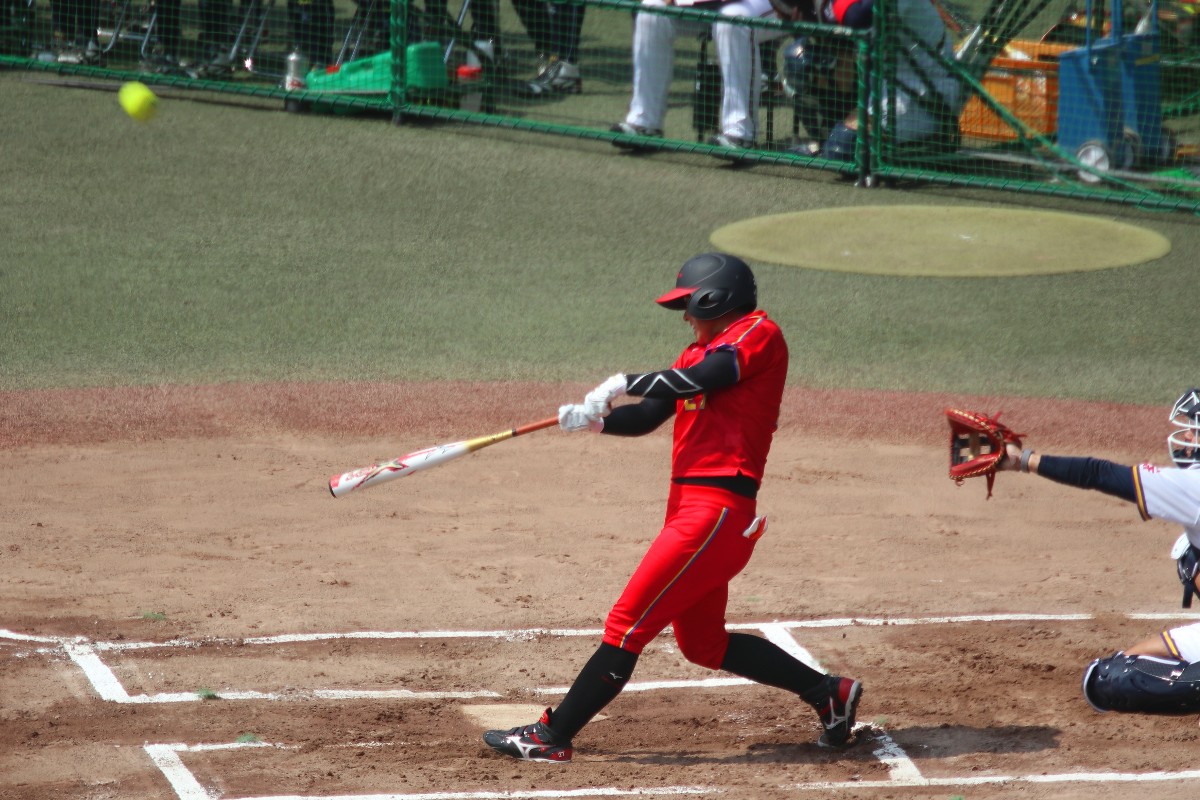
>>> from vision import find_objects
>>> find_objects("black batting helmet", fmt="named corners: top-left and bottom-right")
top-left (655, 253), bottom-right (757, 321)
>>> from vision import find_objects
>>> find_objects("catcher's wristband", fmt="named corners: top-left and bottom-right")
top-left (1019, 448), bottom-right (1034, 473)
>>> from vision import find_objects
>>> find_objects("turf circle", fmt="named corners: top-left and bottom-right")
top-left (710, 205), bottom-right (1172, 277)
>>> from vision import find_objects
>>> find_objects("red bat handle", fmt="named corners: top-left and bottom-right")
top-left (512, 416), bottom-right (560, 436)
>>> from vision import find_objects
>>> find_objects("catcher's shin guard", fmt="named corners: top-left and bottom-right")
top-left (1082, 652), bottom-right (1200, 714)
top-left (1174, 533), bottom-right (1200, 608)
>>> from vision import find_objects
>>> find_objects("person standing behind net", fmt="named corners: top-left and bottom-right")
top-left (998, 389), bottom-right (1200, 715)
top-left (511, 0), bottom-right (585, 96)
top-left (783, 0), bottom-right (962, 160)
top-left (482, 253), bottom-right (864, 762)
top-left (421, 0), bottom-right (502, 62)
top-left (611, 0), bottom-right (811, 149)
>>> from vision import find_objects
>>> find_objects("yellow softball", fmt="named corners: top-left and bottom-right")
top-left (118, 81), bottom-right (158, 122)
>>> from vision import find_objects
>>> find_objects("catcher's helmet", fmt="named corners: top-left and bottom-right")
top-left (656, 253), bottom-right (757, 321)
top-left (1168, 388), bottom-right (1200, 467)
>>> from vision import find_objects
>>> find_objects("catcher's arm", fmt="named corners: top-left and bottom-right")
top-left (999, 441), bottom-right (1140, 505)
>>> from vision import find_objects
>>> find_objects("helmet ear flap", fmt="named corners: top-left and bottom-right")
top-left (688, 288), bottom-right (732, 318)
top-left (667, 253), bottom-right (756, 321)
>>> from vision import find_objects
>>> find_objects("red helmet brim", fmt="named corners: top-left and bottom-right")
top-left (655, 286), bottom-right (696, 309)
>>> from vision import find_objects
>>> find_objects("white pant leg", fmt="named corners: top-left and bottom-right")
top-left (1165, 622), bottom-right (1200, 662)
top-left (713, 0), bottom-right (783, 140)
top-left (627, 0), bottom-right (679, 131)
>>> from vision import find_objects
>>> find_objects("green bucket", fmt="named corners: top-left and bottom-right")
top-left (304, 50), bottom-right (392, 93)
top-left (406, 41), bottom-right (448, 90)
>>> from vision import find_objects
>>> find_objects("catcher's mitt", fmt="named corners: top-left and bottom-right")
top-left (945, 408), bottom-right (1023, 498)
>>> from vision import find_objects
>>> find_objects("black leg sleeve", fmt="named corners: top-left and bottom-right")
top-left (551, 4), bottom-right (584, 62)
top-left (468, 0), bottom-right (499, 42)
top-left (720, 632), bottom-right (825, 696)
top-left (549, 642), bottom-right (639, 741)
top-left (510, 0), bottom-right (553, 54)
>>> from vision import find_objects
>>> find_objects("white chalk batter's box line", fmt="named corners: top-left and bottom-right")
top-left (9, 613), bottom-right (1200, 798)
top-left (7, 612), bottom-right (1200, 705)
top-left (142, 726), bottom-right (1200, 799)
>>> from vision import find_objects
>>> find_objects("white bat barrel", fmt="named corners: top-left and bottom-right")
top-left (329, 441), bottom-right (471, 497)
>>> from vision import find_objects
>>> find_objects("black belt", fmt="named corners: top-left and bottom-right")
top-left (674, 474), bottom-right (759, 499)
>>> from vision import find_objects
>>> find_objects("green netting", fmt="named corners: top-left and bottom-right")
top-left (2, 0), bottom-right (1197, 212)
top-left (871, 0), bottom-right (1200, 210)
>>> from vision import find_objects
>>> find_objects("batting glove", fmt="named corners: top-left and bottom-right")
top-left (583, 373), bottom-right (627, 419)
top-left (559, 404), bottom-right (604, 433)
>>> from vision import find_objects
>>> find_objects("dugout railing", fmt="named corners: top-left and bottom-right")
top-left (2, 0), bottom-right (1198, 214)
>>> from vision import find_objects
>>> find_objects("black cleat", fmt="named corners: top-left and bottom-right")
top-left (806, 675), bottom-right (862, 747)
top-left (519, 58), bottom-right (581, 97)
top-left (483, 707), bottom-right (574, 762)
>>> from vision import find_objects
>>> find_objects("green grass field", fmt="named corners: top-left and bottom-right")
top-left (2, 67), bottom-right (1198, 404)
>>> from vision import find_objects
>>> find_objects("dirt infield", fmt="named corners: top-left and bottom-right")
top-left (4, 382), bottom-right (1200, 800)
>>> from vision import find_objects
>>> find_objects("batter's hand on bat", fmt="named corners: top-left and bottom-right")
top-left (559, 404), bottom-right (604, 433)
top-left (583, 374), bottom-right (628, 419)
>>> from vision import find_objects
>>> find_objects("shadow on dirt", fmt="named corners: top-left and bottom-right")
top-left (601, 724), bottom-right (1060, 765)
top-left (886, 723), bottom-right (1061, 757)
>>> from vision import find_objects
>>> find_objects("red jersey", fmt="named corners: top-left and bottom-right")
top-left (669, 310), bottom-right (788, 482)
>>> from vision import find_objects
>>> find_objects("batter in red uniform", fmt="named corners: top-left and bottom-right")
top-left (483, 253), bottom-right (863, 762)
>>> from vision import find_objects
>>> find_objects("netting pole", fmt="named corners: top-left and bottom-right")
top-left (854, 31), bottom-right (873, 185)
top-left (390, 0), bottom-right (409, 124)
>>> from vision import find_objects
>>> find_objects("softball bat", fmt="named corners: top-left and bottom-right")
top-left (329, 416), bottom-right (558, 497)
